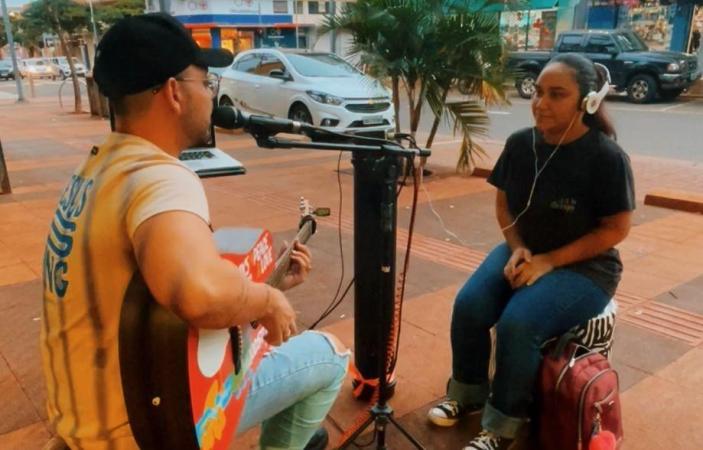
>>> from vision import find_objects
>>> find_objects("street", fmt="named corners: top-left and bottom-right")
top-left (400, 91), bottom-right (703, 163)
top-left (2, 78), bottom-right (702, 162)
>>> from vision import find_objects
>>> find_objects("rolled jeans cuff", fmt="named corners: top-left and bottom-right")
top-left (481, 401), bottom-right (528, 439)
top-left (447, 377), bottom-right (490, 406)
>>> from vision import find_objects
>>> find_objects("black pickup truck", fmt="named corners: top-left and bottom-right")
top-left (507, 29), bottom-right (700, 103)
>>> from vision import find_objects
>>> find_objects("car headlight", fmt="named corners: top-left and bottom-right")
top-left (306, 90), bottom-right (343, 106)
top-left (667, 62), bottom-right (681, 73)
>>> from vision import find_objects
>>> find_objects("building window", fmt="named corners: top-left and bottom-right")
top-left (295, 1), bottom-right (304, 14)
top-left (273, 0), bottom-right (288, 13)
top-left (309, 1), bottom-right (320, 14)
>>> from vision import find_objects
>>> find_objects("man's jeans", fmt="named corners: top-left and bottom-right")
top-left (236, 330), bottom-right (350, 449)
top-left (449, 243), bottom-right (610, 438)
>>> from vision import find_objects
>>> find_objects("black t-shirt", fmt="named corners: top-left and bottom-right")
top-left (488, 127), bottom-right (636, 296)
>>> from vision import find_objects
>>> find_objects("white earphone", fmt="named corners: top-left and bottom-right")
top-left (582, 63), bottom-right (612, 114)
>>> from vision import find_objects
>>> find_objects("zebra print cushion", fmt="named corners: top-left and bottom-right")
top-left (568, 299), bottom-right (617, 358)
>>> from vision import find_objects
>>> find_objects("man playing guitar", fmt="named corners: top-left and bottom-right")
top-left (40, 13), bottom-right (348, 450)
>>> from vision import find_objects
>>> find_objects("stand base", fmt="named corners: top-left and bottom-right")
top-left (337, 402), bottom-right (425, 450)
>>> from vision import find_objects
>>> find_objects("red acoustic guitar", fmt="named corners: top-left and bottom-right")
top-left (119, 199), bottom-right (318, 450)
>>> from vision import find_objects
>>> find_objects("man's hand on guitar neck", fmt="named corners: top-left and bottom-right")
top-left (278, 240), bottom-right (312, 291)
top-left (259, 286), bottom-right (298, 346)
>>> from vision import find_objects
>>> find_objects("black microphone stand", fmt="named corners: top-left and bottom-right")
top-left (253, 134), bottom-right (428, 450)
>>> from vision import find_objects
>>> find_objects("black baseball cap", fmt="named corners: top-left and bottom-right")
top-left (94, 13), bottom-right (233, 99)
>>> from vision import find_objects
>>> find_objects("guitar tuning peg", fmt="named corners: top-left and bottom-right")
top-left (313, 207), bottom-right (331, 217)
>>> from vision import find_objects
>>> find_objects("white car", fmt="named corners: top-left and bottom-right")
top-left (218, 49), bottom-right (395, 137)
top-left (18, 58), bottom-right (60, 79)
top-left (49, 56), bottom-right (87, 78)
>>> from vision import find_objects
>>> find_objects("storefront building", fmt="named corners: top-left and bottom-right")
top-left (498, 0), bottom-right (560, 50)
top-left (472, 0), bottom-right (583, 51)
top-left (583, 0), bottom-right (703, 54)
top-left (147, 0), bottom-right (306, 51)
top-left (475, 0), bottom-right (702, 57)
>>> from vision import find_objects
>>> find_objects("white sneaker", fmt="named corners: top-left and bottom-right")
top-left (427, 399), bottom-right (482, 427)
top-left (463, 430), bottom-right (514, 450)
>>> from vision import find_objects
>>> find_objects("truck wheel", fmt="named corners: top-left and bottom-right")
top-left (516, 72), bottom-right (537, 99)
top-left (627, 74), bottom-right (657, 104)
top-left (659, 88), bottom-right (683, 101)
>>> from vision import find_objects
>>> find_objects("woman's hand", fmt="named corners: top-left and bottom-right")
top-left (504, 247), bottom-right (532, 282)
top-left (509, 254), bottom-right (555, 289)
top-left (278, 241), bottom-right (312, 291)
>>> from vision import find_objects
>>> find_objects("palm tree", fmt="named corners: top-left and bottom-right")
top-left (322, 0), bottom-right (510, 172)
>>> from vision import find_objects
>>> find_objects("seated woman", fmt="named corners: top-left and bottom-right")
top-left (427, 53), bottom-right (635, 450)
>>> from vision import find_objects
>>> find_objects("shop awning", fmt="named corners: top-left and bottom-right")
top-left (530, 0), bottom-right (559, 9)
top-left (468, 0), bottom-right (559, 12)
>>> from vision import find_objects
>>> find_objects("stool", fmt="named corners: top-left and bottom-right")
top-left (561, 298), bottom-right (617, 358)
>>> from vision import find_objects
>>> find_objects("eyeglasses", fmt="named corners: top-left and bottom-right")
top-left (174, 72), bottom-right (221, 98)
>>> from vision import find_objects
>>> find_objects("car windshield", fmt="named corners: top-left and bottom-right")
top-left (614, 31), bottom-right (648, 52)
top-left (285, 53), bottom-right (359, 77)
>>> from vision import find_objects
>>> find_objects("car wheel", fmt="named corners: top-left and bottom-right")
top-left (289, 103), bottom-right (313, 124)
top-left (627, 74), bottom-right (657, 104)
top-left (659, 88), bottom-right (683, 101)
top-left (219, 95), bottom-right (234, 107)
top-left (516, 72), bottom-right (537, 99)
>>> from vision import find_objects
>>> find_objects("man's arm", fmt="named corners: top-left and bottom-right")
top-left (132, 211), bottom-right (296, 343)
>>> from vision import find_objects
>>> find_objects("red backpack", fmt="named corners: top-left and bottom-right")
top-left (538, 338), bottom-right (623, 450)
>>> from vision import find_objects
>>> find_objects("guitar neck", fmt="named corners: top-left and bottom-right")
top-left (266, 220), bottom-right (314, 289)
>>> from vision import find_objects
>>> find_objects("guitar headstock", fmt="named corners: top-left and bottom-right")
top-left (299, 197), bottom-right (313, 219)
top-left (297, 197), bottom-right (329, 238)
top-left (298, 197), bottom-right (330, 219)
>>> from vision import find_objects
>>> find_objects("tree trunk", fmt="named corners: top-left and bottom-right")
top-left (425, 88), bottom-right (449, 149)
top-left (409, 81), bottom-right (425, 138)
top-left (58, 31), bottom-right (81, 114)
top-left (392, 76), bottom-right (400, 134)
top-left (405, 80), bottom-right (414, 135)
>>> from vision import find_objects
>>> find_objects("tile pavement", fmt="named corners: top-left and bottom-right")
top-left (1, 98), bottom-right (703, 449)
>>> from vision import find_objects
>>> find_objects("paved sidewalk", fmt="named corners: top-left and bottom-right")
top-left (1, 98), bottom-right (703, 450)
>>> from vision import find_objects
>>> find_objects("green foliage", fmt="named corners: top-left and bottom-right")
top-left (1, 14), bottom-right (21, 50)
top-left (94, 0), bottom-right (145, 32)
top-left (22, 0), bottom-right (90, 36)
top-left (323, 0), bottom-right (510, 172)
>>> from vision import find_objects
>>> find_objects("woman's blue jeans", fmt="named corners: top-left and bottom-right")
top-left (449, 243), bottom-right (610, 439)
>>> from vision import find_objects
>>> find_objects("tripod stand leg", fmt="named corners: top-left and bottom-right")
top-left (336, 414), bottom-right (375, 449)
top-left (388, 415), bottom-right (426, 449)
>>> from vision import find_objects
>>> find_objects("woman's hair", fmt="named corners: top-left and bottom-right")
top-left (546, 53), bottom-right (617, 139)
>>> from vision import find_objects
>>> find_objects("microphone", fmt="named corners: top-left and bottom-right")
top-left (212, 105), bottom-right (315, 136)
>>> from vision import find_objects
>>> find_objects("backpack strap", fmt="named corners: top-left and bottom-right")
top-left (551, 332), bottom-right (578, 358)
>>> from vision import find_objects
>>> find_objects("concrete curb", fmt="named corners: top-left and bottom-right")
top-left (644, 189), bottom-right (703, 214)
